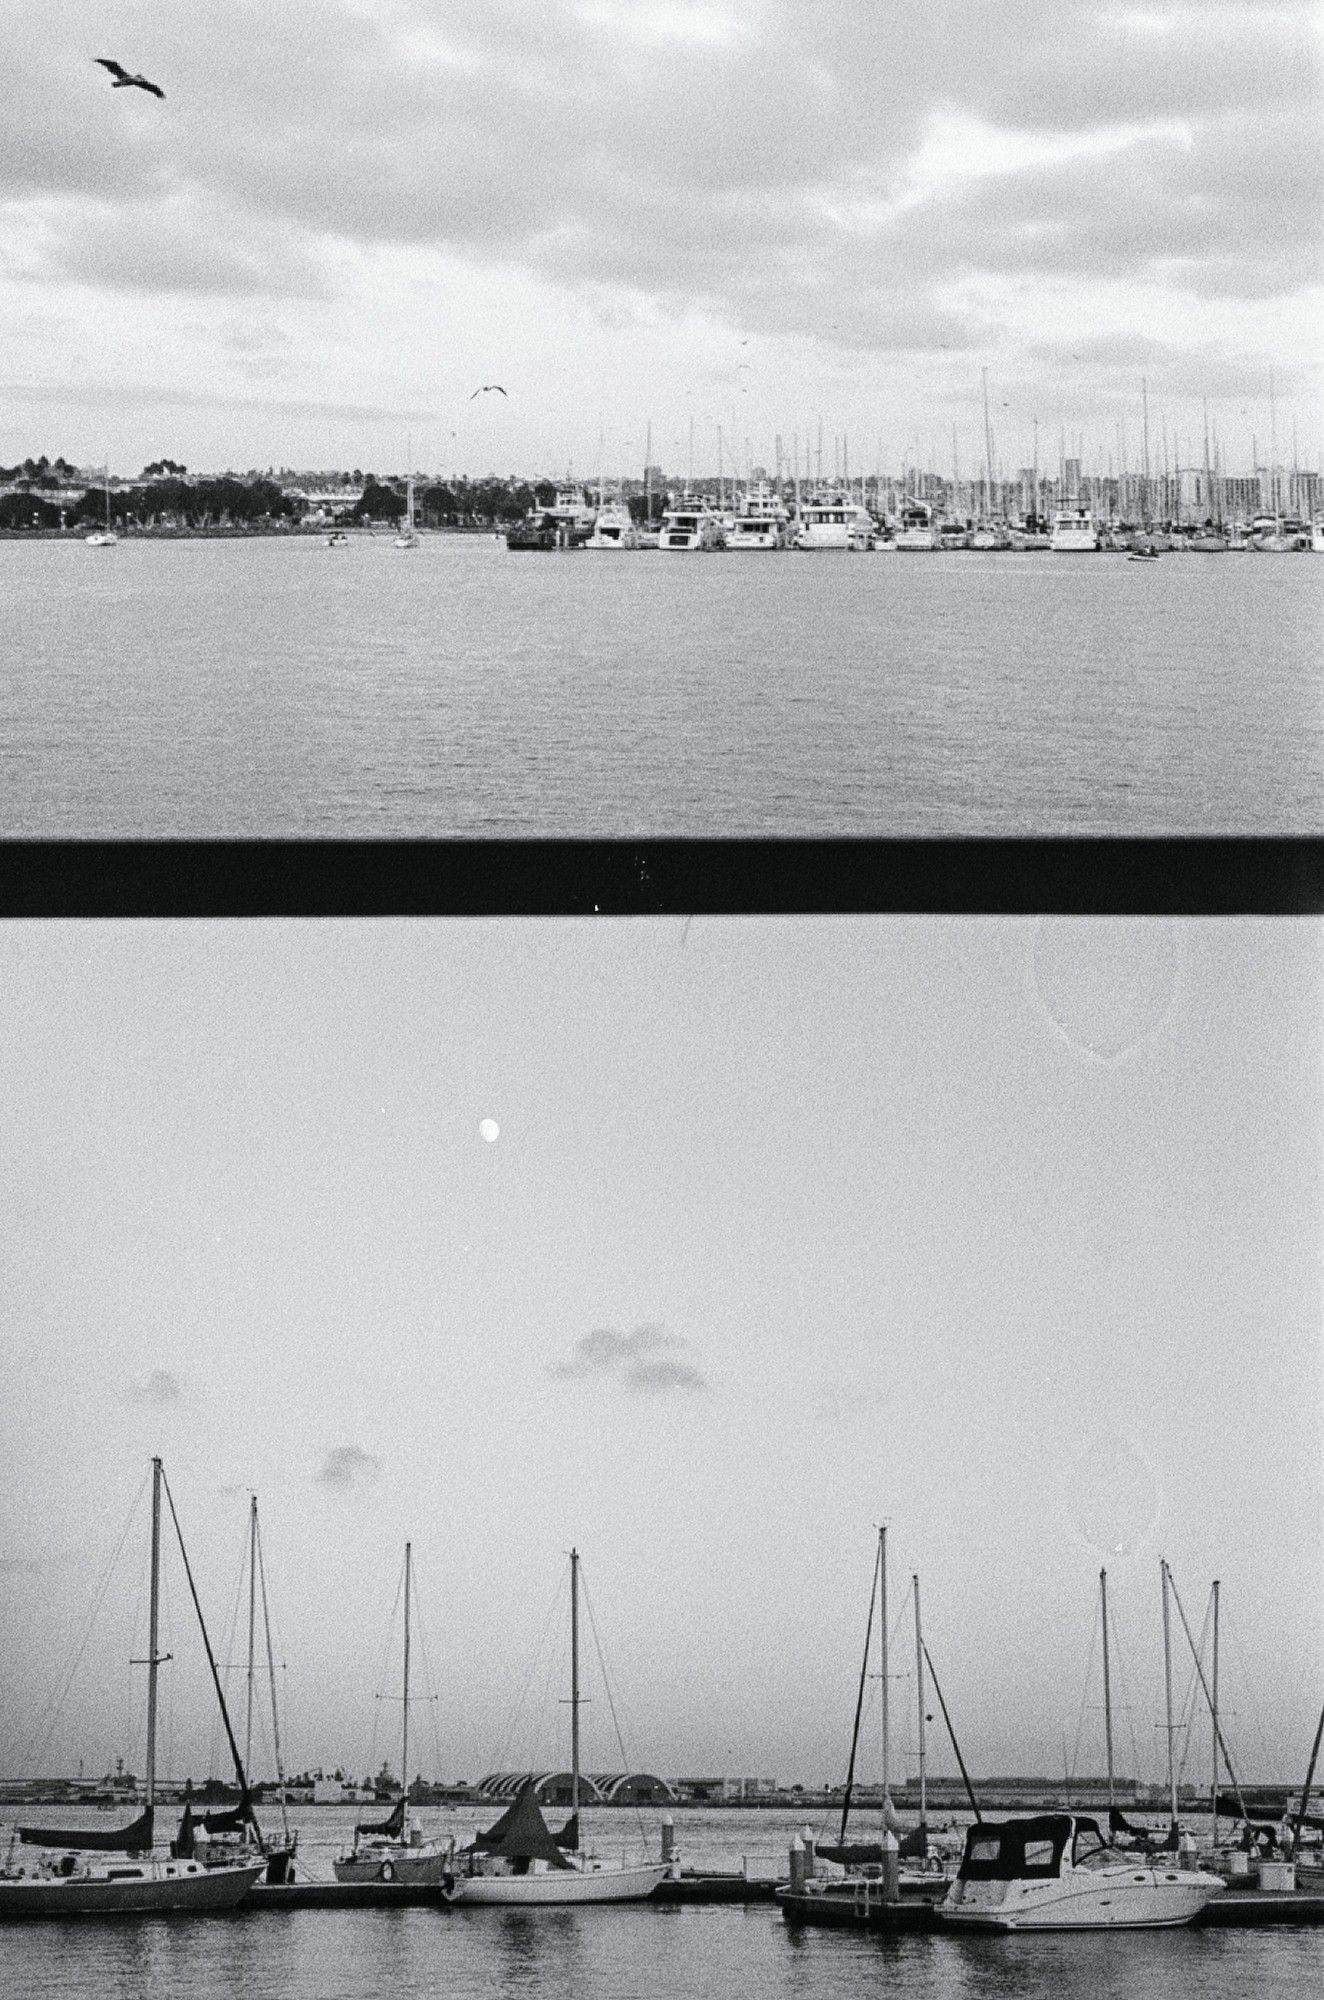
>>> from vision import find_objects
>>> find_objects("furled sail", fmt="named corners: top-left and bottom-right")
top-left (355, 1794), bottom-right (406, 1839)
top-left (555, 1811), bottom-right (579, 1852)
top-left (19, 1804), bottom-right (154, 1853)
top-left (468, 1780), bottom-right (573, 1869)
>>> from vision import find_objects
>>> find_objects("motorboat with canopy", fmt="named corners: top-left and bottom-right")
top-left (941, 1813), bottom-right (1224, 1929)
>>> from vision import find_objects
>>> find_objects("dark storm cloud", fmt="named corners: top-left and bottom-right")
top-left (551, 1325), bottom-right (708, 1394)
top-left (315, 1444), bottom-right (381, 1489)
top-left (4, 0), bottom-right (1315, 340)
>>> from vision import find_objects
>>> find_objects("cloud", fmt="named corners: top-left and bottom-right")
top-left (551, 1324), bottom-right (708, 1393)
top-left (315, 1443), bottom-right (381, 1489)
top-left (125, 1368), bottom-right (182, 1405)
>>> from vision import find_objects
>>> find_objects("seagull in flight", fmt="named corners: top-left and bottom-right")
top-left (469, 384), bottom-right (507, 399)
top-left (95, 59), bottom-right (165, 98)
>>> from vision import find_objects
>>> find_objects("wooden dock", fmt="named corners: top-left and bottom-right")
top-left (248, 1878), bottom-right (442, 1910)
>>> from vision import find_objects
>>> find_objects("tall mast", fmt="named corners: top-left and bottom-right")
top-left (913, 1573), bottom-right (926, 1829)
top-left (570, 1548), bottom-right (581, 1817)
top-left (1141, 377), bottom-right (1151, 526)
top-left (245, 1495), bottom-right (257, 1779)
top-left (1269, 365), bottom-right (1279, 518)
top-left (257, 1518), bottom-right (291, 1845)
top-left (879, 1525), bottom-right (890, 1822)
top-left (146, 1456), bottom-right (162, 1814)
top-left (1032, 416), bottom-right (1039, 528)
top-left (1100, 1569), bottom-right (1115, 1811)
top-left (1161, 1559), bottom-right (1179, 1842)
top-left (401, 1542), bottom-right (412, 1804)
top-left (1210, 1577), bottom-right (1220, 1828)
top-left (982, 367), bottom-right (994, 520)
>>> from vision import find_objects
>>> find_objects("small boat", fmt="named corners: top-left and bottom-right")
top-left (394, 477), bottom-right (420, 548)
top-left (1311, 521), bottom-right (1324, 554)
top-left (727, 481), bottom-right (792, 550)
top-left (892, 501), bottom-right (938, 551)
top-left (334, 1543), bottom-right (450, 1885)
top-left (442, 1551), bottom-right (668, 1906)
top-left (1049, 508), bottom-right (1102, 552)
top-left (85, 467), bottom-right (118, 546)
top-left (326, 530), bottom-right (350, 547)
top-left (791, 486), bottom-right (874, 551)
top-left (658, 495), bottom-right (724, 551)
top-left (968, 521), bottom-right (1011, 551)
top-left (0, 1459), bottom-right (265, 1917)
top-left (1127, 545), bottom-right (1161, 562)
top-left (940, 1813), bottom-right (1224, 1930)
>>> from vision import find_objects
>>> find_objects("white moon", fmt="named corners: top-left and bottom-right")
top-left (479, 1119), bottom-right (500, 1143)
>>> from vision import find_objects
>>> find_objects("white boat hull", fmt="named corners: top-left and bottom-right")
top-left (0, 1856), bottom-right (263, 1918)
top-left (444, 1859), bottom-right (668, 1905)
top-left (943, 1867), bottom-right (1222, 1931)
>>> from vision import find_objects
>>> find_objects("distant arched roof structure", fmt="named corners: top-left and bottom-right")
top-left (476, 1772), bottom-right (606, 1804)
top-left (591, 1773), bottom-right (678, 1804)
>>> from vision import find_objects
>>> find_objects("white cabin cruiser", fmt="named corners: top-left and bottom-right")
top-left (658, 496), bottom-right (724, 550)
top-left (792, 487), bottom-right (873, 550)
top-left (892, 501), bottom-right (938, 550)
top-left (585, 501), bottom-right (640, 550)
top-left (941, 1815), bottom-right (1224, 1931)
top-left (1049, 508), bottom-right (1102, 551)
top-left (727, 482), bottom-right (791, 549)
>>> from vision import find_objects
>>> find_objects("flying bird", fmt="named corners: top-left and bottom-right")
top-left (95, 59), bottom-right (165, 98)
top-left (469, 384), bottom-right (507, 399)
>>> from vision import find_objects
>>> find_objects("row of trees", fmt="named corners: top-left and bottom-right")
top-left (0, 476), bottom-right (298, 532)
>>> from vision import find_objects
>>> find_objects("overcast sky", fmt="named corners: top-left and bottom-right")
top-left (3, 1), bottom-right (1320, 479)
top-left (1, 917), bottom-right (1318, 1793)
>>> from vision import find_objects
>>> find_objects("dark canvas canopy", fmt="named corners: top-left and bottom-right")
top-left (555, 1812), bottom-right (579, 1852)
top-left (356, 1795), bottom-right (407, 1839)
top-left (198, 1793), bottom-right (259, 1835)
top-left (468, 1780), bottom-right (573, 1869)
top-left (818, 1824), bottom-right (929, 1866)
top-left (19, 1804), bottom-right (154, 1853)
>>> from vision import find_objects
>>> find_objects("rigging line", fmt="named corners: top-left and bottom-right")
top-left (1175, 1594), bottom-right (1214, 1791)
top-left (366, 1552), bottom-right (408, 1784)
top-left (408, 1561), bottom-right (445, 1781)
top-left (160, 1467), bottom-right (262, 1845)
top-left (921, 1639), bottom-right (982, 1823)
top-left (580, 1566), bottom-right (647, 1852)
top-left (21, 1466), bottom-right (150, 1776)
top-left (210, 1507), bottom-right (251, 1780)
top-left (255, 1524), bottom-right (291, 1844)
top-left (489, 1567), bottom-right (566, 1778)
top-left (838, 1536), bottom-right (880, 1844)
top-left (1068, 1593), bottom-right (1102, 1790)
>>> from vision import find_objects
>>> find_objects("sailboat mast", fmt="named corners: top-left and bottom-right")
top-left (401, 1542), bottom-right (412, 1805)
top-left (981, 367), bottom-right (994, 520)
top-left (913, 1573), bottom-right (926, 1828)
top-left (570, 1548), bottom-right (581, 1817)
top-left (1100, 1568), bottom-right (1115, 1811)
top-left (1210, 1577), bottom-right (1219, 1828)
top-left (246, 1496), bottom-right (257, 1778)
top-left (257, 1520), bottom-right (291, 1845)
top-left (146, 1456), bottom-right (162, 1814)
top-left (1161, 1559), bottom-right (1179, 1840)
top-left (879, 1525), bottom-right (889, 1821)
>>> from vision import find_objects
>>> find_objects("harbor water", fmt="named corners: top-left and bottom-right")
top-left (3, 534), bottom-right (1321, 836)
top-left (1, 1806), bottom-right (1319, 1998)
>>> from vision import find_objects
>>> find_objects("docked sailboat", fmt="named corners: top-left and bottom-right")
top-left (334, 1543), bottom-right (450, 1885)
top-left (394, 477), bottom-right (420, 548)
top-left (0, 1459), bottom-right (265, 1916)
top-left (442, 1550), bottom-right (667, 1905)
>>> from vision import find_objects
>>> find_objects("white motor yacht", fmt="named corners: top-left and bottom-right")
top-left (585, 501), bottom-right (640, 550)
top-left (792, 487), bottom-right (873, 550)
top-left (892, 501), bottom-right (938, 551)
top-left (727, 482), bottom-right (791, 550)
top-left (1049, 508), bottom-right (1102, 551)
top-left (658, 495), bottom-right (724, 550)
top-left (941, 1815), bottom-right (1224, 1931)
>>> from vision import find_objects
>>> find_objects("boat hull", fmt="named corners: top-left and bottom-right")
top-left (943, 1871), bottom-right (1221, 1931)
top-left (444, 1860), bottom-right (668, 1905)
top-left (0, 1857), bottom-right (263, 1918)
top-left (333, 1847), bottom-right (450, 1886)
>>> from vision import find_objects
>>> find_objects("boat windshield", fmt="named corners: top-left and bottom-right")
top-left (1071, 1820), bottom-right (1112, 1868)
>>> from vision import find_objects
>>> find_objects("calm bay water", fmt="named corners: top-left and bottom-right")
top-left (3, 535), bottom-right (1321, 836)
top-left (0, 1806), bottom-right (1318, 1999)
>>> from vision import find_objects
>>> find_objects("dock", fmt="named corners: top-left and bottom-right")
top-left (248, 1879), bottom-right (443, 1910)
top-left (1197, 1887), bottom-right (1324, 1926)
top-left (656, 1871), bottom-right (779, 1904)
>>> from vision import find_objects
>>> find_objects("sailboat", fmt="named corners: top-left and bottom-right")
top-left (394, 475), bottom-right (419, 548)
top-left (85, 466), bottom-right (118, 547)
top-left (333, 1543), bottom-right (449, 1884)
top-left (0, 1459), bottom-right (265, 1916)
top-left (441, 1550), bottom-right (668, 1904)
top-left (180, 1496), bottom-right (296, 1883)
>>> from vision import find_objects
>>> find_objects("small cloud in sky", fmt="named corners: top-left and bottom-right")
top-left (125, 1368), bottom-right (182, 1406)
top-left (551, 1324), bottom-right (708, 1394)
top-left (315, 1444), bottom-right (382, 1490)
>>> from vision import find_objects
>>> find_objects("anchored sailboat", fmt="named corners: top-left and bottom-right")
top-left (0, 1459), bottom-right (264, 1916)
top-left (442, 1549), bottom-right (667, 1904)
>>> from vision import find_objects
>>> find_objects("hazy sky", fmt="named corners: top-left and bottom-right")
top-left (1, 916), bottom-right (1319, 1793)
top-left (3, 1), bottom-right (1320, 479)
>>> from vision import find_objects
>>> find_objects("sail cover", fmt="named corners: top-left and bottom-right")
top-left (19, 1804), bottom-right (154, 1853)
top-left (356, 1795), bottom-right (407, 1839)
top-left (197, 1792), bottom-right (259, 1835)
top-left (468, 1780), bottom-right (573, 1868)
top-left (555, 1812), bottom-right (579, 1852)
top-left (818, 1822), bottom-right (929, 1866)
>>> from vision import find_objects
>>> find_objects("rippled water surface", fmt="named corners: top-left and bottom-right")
top-left (3, 535), bottom-right (1321, 835)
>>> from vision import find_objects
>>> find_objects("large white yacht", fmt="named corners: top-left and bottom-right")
top-left (585, 499), bottom-right (641, 550)
top-left (1049, 507), bottom-right (1102, 551)
top-left (658, 495), bottom-right (725, 550)
top-left (941, 1816), bottom-right (1224, 1932)
top-left (727, 481), bottom-right (791, 550)
top-left (792, 487), bottom-right (874, 550)
top-left (892, 500), bottom-right (938, 550)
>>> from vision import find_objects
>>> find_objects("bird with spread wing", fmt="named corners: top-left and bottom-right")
top-left (469, 385), bottom-right (507, 400)
top-left (95, 59), bottom-right (165, 99)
